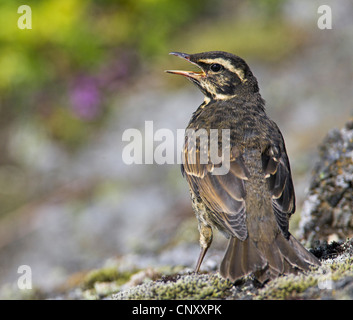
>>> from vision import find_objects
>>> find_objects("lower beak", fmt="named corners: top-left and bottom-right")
top-left (165, 69), bottom-right (206, 79)
top-left (165, 52), bottom-right (206, 80)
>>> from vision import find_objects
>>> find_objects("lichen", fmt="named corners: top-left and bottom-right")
top-left (257, 239), bottom-right (353, 299)
top-left (82, 267), bottom-right (135, 289)
top-left (300, 119), bottom-right (353, 245)
top-left (112, 239), bottom-right (353, 300)
top-left (256, 271), bottom-right (319, 300)
top-left (113, 273), bottom-right (234, 300)
top-left (50, 240), bottom-right (353, 300)
top-left (78, 266), bottom-right (141, 299)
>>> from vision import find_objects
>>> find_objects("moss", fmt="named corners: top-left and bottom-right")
top-left (82, 267), bottom-right (136, 290)
top-left (329, 257), bottom-right (353, 278)
top-left (110, 240), bottom-right (353, 300)
top-left (54, 239), bottom-right (353, 300)
top-left (114, 273), bottom-right (234, 300)
top-left (257, 240), bottom-right (353, 299)
top-left (256, 272), bottom-right (319, 300)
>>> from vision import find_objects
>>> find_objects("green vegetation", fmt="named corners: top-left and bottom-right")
top-left (111, 240), bottom-right (353, 300)
top-left (114, 273), bottom-right (234, 300)
top-left (0, 0), bottom-right (305, 217)
top-left (0, 0), bottom-right (210, 146)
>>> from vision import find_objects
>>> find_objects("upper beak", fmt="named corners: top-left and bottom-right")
top-left (165, 52), bottom-right (206, 79)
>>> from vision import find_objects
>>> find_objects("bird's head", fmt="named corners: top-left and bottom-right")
top-left (166, 51), bottom-right (259, 101)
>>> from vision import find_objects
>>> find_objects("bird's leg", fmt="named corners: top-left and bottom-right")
top-left (195, 223), bottom-right (213, 273)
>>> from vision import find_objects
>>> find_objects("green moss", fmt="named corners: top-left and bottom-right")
top-left (82, 267), bottom-right (136, 290)
top-left (329, 257), bottom-right (353, 281)
top-left (113, 240), bottom-right (353, 300)
top-left (258, 251), bottom-right (353, 300)
top-left (71, 240), bottom-right (353, 300)
top-left (257, 272), bottom-right (319, 300)
top-left (114, 273), bottom-right (234, 300)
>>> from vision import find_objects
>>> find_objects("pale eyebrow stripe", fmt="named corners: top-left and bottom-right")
top-left (198, 57), bottom-right (246, 82)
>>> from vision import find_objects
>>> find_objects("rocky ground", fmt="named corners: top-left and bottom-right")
top-left (51, 119), bottom-right (353, 300)
top-left (2, 97), bottom-right (353, 301)
top-left (299, 119), bottom-right (353, 246)
top-left (40, 238), bottom-right (353, 300)
top-left (2, 114), bottom-right (353, 301)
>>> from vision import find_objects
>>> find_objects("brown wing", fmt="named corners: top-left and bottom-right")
top-left (262, 143), bottom-right (296, 239)
top-left (182, 132), bottom-right (249, 240)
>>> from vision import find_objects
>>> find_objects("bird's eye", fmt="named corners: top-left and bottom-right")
top-left (210, 63), bottom-right (223, 72)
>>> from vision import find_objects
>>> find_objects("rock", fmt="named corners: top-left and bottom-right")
top-left (113, 273), bottom-right (236, 300)
top-left (299, 119), bottom-right (353, 246)
top-left (14, 238), bottom-right (352, 300)
top-left (111, 239), bottom-right (353, 300)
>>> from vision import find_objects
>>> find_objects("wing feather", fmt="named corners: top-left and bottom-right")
top-left (262, 144), bottom-right (295, 239)
top-left (182, 124), bottom-right (295, 241)
top-left (183, 135), bottom-right (249, 240)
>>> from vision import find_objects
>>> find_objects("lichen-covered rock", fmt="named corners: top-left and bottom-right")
top-left (111, 239), bottom-right (353, 300)
top-left (257, 240), bottom-right (353, 300)
top-left (36, 239), bottom-right (353, 300)
top-left (113, 273), bottom-right (235, 300)
top-left (299, 119), bottom-right (353, 246)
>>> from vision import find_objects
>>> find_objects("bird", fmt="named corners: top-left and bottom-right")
top-left (166, 51), bottom-right (320, 283)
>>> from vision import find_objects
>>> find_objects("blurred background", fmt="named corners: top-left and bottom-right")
top-left (0, 0), bottom-right (352, 297)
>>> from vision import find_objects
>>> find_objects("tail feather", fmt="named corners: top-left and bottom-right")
top-left (280, 235), bottom-right (321, 268)
top-left (220, 237), bottom-right (267, 281)
top-left (220, 233), bottom-right (320, 283)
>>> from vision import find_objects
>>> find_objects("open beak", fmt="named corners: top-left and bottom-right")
top-left (165, 52), bottom-right (206, 80)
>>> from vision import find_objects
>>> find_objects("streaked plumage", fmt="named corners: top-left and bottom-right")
top-left (166, 51), bottom-right (320, 283)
